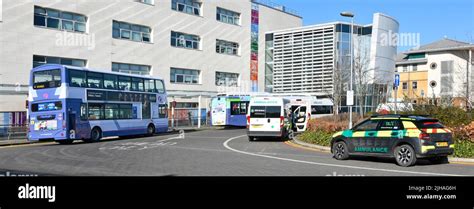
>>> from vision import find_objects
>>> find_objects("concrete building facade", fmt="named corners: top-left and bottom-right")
top-left (395, 38), bottom-right (474, 108)
top-left (265, 13), bottom-right (399, 112)
top-left (0, 0), bottom-right (302, 126)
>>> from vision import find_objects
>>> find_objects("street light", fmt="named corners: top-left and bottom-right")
top-left (340, 11), bottom-right (354, 129)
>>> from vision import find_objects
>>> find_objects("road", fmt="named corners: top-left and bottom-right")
top-left (0, 129), bottom-right (472, 176)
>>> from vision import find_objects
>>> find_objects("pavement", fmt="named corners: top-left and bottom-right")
top-left (0, 129), bottom-right (472, 176)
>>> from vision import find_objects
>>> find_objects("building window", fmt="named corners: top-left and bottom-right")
top-left (412, 81), bottom-right (418, 90)
top-left (137, 0), bottom-right (154, 5)
top-left (173, 102), bottom-right (198, 109)
top-left (34, 6), bottom-right (87, 33)
top-left (216, 7), bottom-right (240, 25)
top-left (403, 65), bottom-right (408, 72)
top-left (216, 39), bottom-right (239, 55)
top-left (171, 0), bottom-right (201, 16)
top-left (402, 82), bottom-right (408, 90)
top-left (412, 64), bottom-right (418, 71)
top-left (112, 62), bottom-right (151, 75)
top-left (113, 20), bottom-right (152, 43)
top-left (33, 55), bottom-right (86, 68)
top-left (171, 31), bottom-right (200, 50)
top-left (170, 68), bottom-right (200, 84)
top-left (216, 71), bottom-right (239, 87)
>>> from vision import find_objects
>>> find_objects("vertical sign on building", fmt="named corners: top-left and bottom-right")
top-left (250, 3), bottom-right (259, 92)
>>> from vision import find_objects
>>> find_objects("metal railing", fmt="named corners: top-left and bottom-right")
top-left (0, 125), bottom-right (28, 140)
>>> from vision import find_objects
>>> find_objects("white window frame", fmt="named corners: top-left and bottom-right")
top-left (216, 39), bottom-right (239, 56)
top-left (172, 0), bottom-right (201, 16)
top-left (217, 7), bottom-right (240, 25)
top-left (171, 68), bottom-right (200, 84)
top-left (137, 0), bottom-right (154, 5)
top-left (113, 20), bottom-right (152, 43)
top-left (171, 31), bottom-right (200, 50)
top-left (34, 6), bottom-right (87, 33)
top-left (215, 71), bottom-right (239, 87)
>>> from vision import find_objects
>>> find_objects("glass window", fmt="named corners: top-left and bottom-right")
top-left (87, 72), bottom-right (103, 89)
top-left (105, 104), bottom-right (119, 119)
top-left (265, 106), bottom-right (281, 118)
top-left (33, 69), bottom-right (62, 89)
top-left (33, 55), bottom-right (86, 68)
top-left (47, 18), bottom-right (60, 29)
top-left (113, 20), bottom-right (151, 43)
top-left (68, 69), bottom-right (86, 87)
top-left (118, 76), bottom-right (131, 90)
top-left (216, 39), bottom-right (239, 55)
top-left (250, 106), bottom-right (265, 118)
top-left (74, 22), bottom-right (86, 32)
top-left (112, 62), bottom-right (150, 75)
top-left (378, 120), bottom-right (401, 130)
top-left (104, 74), bottom-right (117, 89)
top-left (145, 79), bottom-right (155, 92)
top-left (170, 31), bottom-right (200, 50)
top-left (230, 102), bottom-right (248, 115)
top-left (131, 78), bottom-right (144, 92)
top-left (119, 104), bottom-right (133, 119)
top-left (62, 20), bottom-right (74, 31)
top-left (354, 120), bottom-right (379, 131)
top-left (217, 7), bottom-right (240, 25)
top-left (216, 71), bottom-right (238, 87)
top-left (88, 104), bottom-right (104, 120)
top-left (34, 6), bottom-right (87, 33)
top-left (170, 68), bottom-right (199, 84)
top-left (159, 104), bottom-right (168, 118)
top-left (402, 82), bottom-right (408, 90)
top-left (155, 80), bottom-right (165, 93)
top-left (412, 81), bottom-right (418, 89)
top-left (172, 0), bottom-right (201, 16)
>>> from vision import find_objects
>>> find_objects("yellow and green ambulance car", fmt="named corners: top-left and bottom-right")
top-left (330, 115), bottom-right (454, 167)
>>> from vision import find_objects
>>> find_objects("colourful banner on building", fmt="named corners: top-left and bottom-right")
top-left (250, 3), bottom-right (259, 92)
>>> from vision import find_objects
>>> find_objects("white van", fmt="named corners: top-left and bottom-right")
top-left (247, 97), bottom-right (291, 141)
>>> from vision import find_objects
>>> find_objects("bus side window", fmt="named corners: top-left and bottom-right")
top-left (80, 104), bottom-right (88, 120)
top-left (155, 80), bottom-right (165, 94)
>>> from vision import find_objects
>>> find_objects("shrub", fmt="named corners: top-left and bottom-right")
top-left (453, 139), bottom-right (474, 158)
top-left (298, 129), bottom-right (332, 147)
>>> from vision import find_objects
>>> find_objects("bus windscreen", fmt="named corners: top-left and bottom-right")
top-left (33, 69), bottom-right (61, 89)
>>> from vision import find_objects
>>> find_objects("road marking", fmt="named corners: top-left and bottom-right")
top-left (223, 135), bottom-right (466, 176)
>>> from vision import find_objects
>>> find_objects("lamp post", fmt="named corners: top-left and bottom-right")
top-left (340, 11), bottom-right (354, 128)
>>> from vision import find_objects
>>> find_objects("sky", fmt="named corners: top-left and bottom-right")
top-left (275, 0), bottom-right (474, 52)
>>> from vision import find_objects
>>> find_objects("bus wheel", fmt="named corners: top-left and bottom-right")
top-left (147, 124), bottom-right (155, 136)
top-left (248, 136), bottom-right (255, 142)
top-left (89, 128), bottom-right (102, 142)
top-left (56, 140), bottom-right (74, 145)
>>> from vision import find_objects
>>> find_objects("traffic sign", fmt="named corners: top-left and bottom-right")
top-left (347, 90), bottom-right (354, 106)
top-left (394, 74), bottom-right (400, 87)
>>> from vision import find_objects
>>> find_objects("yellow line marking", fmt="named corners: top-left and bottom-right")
top-left (450, 161), bottom-right (474, 166)
top-left (284, 140), bottom-right (330, 153)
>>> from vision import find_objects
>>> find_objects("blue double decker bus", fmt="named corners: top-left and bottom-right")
top-left (28, 64), bottom-right (168, 144)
